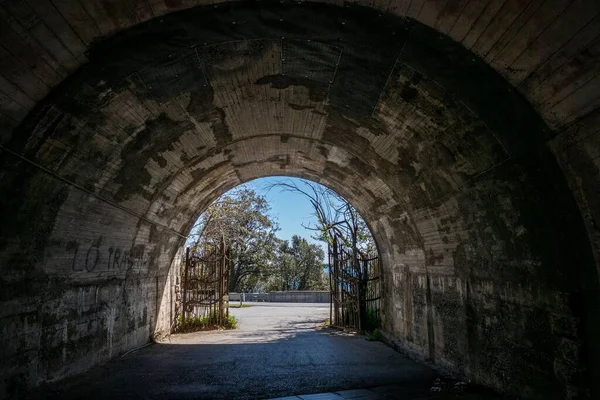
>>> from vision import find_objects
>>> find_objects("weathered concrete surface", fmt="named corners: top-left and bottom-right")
top-left (0, 0), bottom-right (598, 132)
top-left (30, 304), bottom-right (441, 400)
top-left (0, 2), bottom-right (599, 400)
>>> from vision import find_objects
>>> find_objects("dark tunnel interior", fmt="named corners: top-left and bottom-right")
top-left (0, 1), bottom-right (600, 399)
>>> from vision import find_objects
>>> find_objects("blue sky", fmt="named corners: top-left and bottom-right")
top-left (239, 176), bottom-right (328, 258)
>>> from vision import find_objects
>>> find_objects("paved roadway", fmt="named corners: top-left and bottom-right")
top-left (31, 303), bottom-right (454, 399)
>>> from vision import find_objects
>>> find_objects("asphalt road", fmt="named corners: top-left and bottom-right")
top-left (33, 304), bottom-right (440, 400)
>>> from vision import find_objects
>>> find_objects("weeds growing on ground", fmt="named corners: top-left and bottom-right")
top-left (176, 312), bottom-right (237, 332)
top-left (364, 308), bottom-right (380, 332)
top-left (366, 328), bottom-right (383, 341)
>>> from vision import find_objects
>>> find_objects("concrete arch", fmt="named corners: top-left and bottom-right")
top-left (0, 2), bottom-right (599, 399)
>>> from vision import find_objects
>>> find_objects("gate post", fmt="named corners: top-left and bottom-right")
top-left (333, 236), bottom-right (339, 327)
top-left (329, 245), bottom-right (333, 326)
top-left (182, 247), bottom-right (190, 324)
top-left (219, 236), bottom-right (226, 325)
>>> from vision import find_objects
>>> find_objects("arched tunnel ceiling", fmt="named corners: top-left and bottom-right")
top-left (0, 0), bottom-right (598, 245)
top-left (1, 2), bottom-right (600, 399)
top-left (1, 1), bottom-right (558, 234)
top-left (0, 0), bottom-right (598, 138)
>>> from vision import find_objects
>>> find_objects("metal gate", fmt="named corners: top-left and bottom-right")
top-left (329, 236), bottom-right (381, 332)
top-left (179, 238), bottom-right (230, 328)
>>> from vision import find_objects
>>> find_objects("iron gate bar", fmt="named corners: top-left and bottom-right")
top-left (328, 234), bottom-right (381, 333)
top-left (179, 237), bottom-right (230, 330)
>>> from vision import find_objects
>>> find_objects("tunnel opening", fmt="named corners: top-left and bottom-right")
top-left (175, 176), bottom-right (382, 334)
top-left (0, 2), bottom-right (599, 399)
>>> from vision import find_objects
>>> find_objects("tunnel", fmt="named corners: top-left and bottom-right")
top-left (0, 1), bottom-right (599, 399)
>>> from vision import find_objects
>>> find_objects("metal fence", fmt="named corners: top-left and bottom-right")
top-left (180, 238), bottom-right (230, 326)
top-left (229, 291), bottom-right (330, 303)
top-left (329, 235), bottom-right (380, 332)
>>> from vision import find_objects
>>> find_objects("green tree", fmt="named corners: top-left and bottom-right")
top-left (188, 188), bottom-right (279, 292)
top-left (188, 183), bottom-right (337, 293)
top-left (266, 235), bottom-right (325, 291)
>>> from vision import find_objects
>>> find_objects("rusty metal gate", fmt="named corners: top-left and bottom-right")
top-left (180, 238), bottom-right (230, 328)
top-left (329, 236), bottom-right (380, 332)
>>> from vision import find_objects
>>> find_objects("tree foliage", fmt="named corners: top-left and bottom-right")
top-left (188, 188), bottom-right (277, 292)
top-left (188, 187), bottom-right (326, 292)
top-left (265, 235), bottom-right (326, 291)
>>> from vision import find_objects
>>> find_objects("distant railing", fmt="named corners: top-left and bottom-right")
top-left (229, 291), bottom-right (330, 303)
